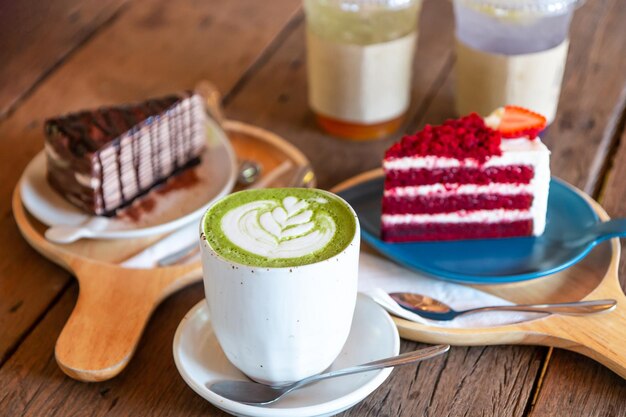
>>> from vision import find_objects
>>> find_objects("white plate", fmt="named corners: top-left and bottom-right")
top-left (19, 117), bottom-right (237, 240)
top-left (173, 294), bottom-right (400, 417)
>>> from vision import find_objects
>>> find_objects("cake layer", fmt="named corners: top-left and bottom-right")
top-left (383, 165), bottom-right (534, 188)
top-left (381, 220), bottom-right (534, 242)
top-left (382, 193), bottom-right (533, 214)
top-left (47, 157), bottom-right (201, 214)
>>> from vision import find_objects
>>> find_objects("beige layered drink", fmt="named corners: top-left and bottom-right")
top-left (453, 0), bottom-right (583, 123)
top-left (305, 0), bottom-right (422, 140)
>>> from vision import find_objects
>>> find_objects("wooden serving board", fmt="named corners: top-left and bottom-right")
top-left (12, 120), bottom-right (312, 382)
top-left (332, 170), bottom-right (626, 379)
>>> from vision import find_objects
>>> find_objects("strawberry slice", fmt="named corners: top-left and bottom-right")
top-left (496, 106), bottom-right (547, 139)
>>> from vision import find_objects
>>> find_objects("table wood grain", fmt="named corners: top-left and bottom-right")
top-left (1, 0), bottom-right (625, 415)
top-left (0, 0), bottom-right (129, 120)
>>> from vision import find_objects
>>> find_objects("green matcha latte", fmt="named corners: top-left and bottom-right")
top-left (202, 188), bottom-right (357, 268)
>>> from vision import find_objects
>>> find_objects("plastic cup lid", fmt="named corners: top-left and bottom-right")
top-left (455, 0), bottom-right (584, 16)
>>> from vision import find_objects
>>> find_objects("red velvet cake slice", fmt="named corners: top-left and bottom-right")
top-left (45, 92), bottom-right (206, 216)
top-left (382, 106), bottom-right (550, 242)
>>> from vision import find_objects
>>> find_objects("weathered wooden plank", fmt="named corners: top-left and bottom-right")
top-left (543, 0), bottom-right (626, 194)
top-left (344, 343), bottom-right (542, 417)
top-left (0, 283), bottom-right (231, 416)
top-left (529, 349), bottom-right (626, 417)
top-left (0, 0), bottom-right (300, 365)
top-left (0, 0), bottom-right (128, 119)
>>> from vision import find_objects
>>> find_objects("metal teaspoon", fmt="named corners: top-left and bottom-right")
top-left (389, 292), bottom-right (617, 321)
top-left (208, 344), bottom-right (450, 405)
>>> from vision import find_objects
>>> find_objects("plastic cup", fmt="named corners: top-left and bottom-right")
top-left (453, 0), bottom-right (584, 123)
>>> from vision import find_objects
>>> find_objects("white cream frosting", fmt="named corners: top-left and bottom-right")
top-left (384, 183), bottom-right (534, 197)
top-left (382, 209), bottom-right (533, 225)
top-left (221, 196), bottom-right (336, 259)
top-left (75, 172), bottom-right (100, 188)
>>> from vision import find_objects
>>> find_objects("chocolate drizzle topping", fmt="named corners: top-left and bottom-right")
top-left (166, 107), bottom-right (178, 172)
top-left (185, 95), bottom-right (193, 160)
top-left (96, 153), bottom-right (106, 213)
top-left (114, 140), bottom-right (125, 203)
top-left (45, 93), bottom-right (188, 157)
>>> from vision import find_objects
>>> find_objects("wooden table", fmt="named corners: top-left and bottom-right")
top-left (1, 0), bottom-right (625, 415)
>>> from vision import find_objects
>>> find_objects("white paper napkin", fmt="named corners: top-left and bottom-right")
top-left (358, 252), bottom-right (539, 328)
top-left (120, 222), bottom-right (200, 268)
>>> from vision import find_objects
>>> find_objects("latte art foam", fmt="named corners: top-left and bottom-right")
top-left (203, 189), bottom-right (357, 268)
top-left (222, 196), bottom-right (336, 259)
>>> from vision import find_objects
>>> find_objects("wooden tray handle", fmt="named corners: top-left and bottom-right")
top-left (549, 289), bottom-right (626, 379)
top-left (397, 301), bottom-right (626, 380)
top-left (55, 261), bottom-right (201, 382)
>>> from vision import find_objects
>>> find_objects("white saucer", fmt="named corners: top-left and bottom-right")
top-left (173, 294), bottom-right (400, 417)
top-left (19, 117), bottom-right (237, 240)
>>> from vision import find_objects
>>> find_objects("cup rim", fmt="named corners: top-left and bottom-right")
top-left (199, 188), bottom-right (360, 271)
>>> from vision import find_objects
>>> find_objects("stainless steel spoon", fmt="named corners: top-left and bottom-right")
top-left (389, 292), bottom-right (617, 321)
top-left (237, 159), bottom-right (262, 185)
top-left (208, 344), bottom-right (450, 405)
top-left (44, 216), bottom-right (110, 244)
top-left (290, 165), bottom-right (316, 189)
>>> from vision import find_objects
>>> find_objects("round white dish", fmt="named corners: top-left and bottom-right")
top-left (173, 293), bottom-right (400, 417)
top-left (19, 117), bottom-right (237, 240)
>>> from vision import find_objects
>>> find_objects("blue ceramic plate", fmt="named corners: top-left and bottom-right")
top-left (338, 176), bottom-right (599, 284)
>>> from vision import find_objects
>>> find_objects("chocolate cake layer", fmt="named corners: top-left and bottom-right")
top-left (45, 92), bottom-right (207, 216)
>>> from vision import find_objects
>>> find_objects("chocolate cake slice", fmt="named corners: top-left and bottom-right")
top-left (44, 92), bottom-right (207, 216)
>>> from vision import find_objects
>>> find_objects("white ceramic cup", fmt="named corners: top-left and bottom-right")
top-left (200, 192), bottom-right (360, 385)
